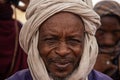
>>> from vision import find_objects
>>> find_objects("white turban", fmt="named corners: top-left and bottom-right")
top-left (19, 0), bottom-right (101, 80)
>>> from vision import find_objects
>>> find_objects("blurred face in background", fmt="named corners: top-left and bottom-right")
top-left (38, 12), bottom-right (85, 79)
top-left (96, 15), bottom-right (120, 55)
top-left (95, 15), bottom-right (120, 76)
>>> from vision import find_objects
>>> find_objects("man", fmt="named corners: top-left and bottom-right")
top-left (94, 1), bottom-right (120, 80)
top-left (0, 0), bottom-right (28, 79)
top-left (7, 0), bottom-right (112, 80)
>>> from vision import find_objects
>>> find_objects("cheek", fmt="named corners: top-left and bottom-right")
top-left (38, 44), bottom-right (54, 68)
top-left (96, 34), bottom-right (105, 44)
top-left (38, 43), bottom-right (53, 57)
top-left (96, 34), bottom-right (102, 41)
top-left (72, 46), bottom-right (83, 58)
top-left (70, 46), bottom-right (83, 70)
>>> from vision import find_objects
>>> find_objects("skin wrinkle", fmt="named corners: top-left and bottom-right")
top-left (38, 12), bottom-right (85, 79)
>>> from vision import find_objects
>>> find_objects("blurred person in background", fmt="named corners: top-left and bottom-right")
top-left (94, 1), bottom-right (120, 80)
top-left (0, 0), bottom-right (29, 79)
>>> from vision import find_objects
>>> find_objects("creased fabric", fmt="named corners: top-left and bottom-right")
top-left (94, 0), bottom-right (120, 17)
top-left (19, 0), bottom-right (101, 80)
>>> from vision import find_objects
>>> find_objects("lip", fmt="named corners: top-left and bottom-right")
top-left (99, 47), bottom-right (114, 53)
top-left (55, 62), bottom-right (70, 68)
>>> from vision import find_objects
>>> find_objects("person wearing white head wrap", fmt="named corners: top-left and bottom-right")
top-left (6, 0), bottom-right (113, 80)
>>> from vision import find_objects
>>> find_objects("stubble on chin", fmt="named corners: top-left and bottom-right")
top-left (49, 73), bottom-right (68, 80)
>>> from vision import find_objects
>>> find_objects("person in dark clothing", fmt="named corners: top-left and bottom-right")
top-left (94, 1), bottom-right (120, 80)
top-left (0, 0), bottom-right (28, 79)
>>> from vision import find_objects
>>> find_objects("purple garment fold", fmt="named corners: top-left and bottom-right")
top-left (7, 69), bottom-right (113, 80)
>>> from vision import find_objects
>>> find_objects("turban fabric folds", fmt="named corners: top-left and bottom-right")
top-left (94, 0), bottom-right (120, 17)
top-left (19, 0), bottom-right (101, 80)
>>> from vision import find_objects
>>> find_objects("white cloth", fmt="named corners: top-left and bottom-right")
top-left (19, 0), bottom-right (101, 80)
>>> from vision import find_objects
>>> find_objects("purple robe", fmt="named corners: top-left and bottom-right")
top-left (6, 69), bottom-right (113, 80)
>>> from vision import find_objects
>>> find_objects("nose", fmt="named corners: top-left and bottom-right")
top-left (103, 33), bottom-right (114, 46)
top-left (55, 41), bottom-right (70, 57)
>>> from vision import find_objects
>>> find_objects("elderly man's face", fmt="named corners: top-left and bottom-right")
top-left (38, 12), bottom-right (84, 79)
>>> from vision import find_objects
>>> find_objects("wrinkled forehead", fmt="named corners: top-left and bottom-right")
top-left (39, 12), bottom-right (85, 37)
top-left (40, 11), bottom-right (84, 29)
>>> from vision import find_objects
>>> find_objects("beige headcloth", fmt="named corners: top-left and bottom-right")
top-left (19, 0), bottom-right (101, 80)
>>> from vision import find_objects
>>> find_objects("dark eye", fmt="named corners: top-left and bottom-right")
top-left (44, 37), bottom-right (58, 44)
top-left (70, 39), bottom-right (81, 43)
top-left (67, 38), bottom-right (81, 46)
top-left (97, 29), bottom-right (105, 35)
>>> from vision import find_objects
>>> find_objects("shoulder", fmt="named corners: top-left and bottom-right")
top-left (6, 69), bottom-right (32, 80)
top-left (88, 70), bottom-right (113, 80)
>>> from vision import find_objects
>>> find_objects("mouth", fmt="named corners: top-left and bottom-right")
top-left (47, 57), bottom-right (74, 70)
top-left (99, 47), bottom-right (114, 54)
top-left (53, 62), bottom-right (72, 72)
top-left (55, 62), bottom-right (71, 68)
